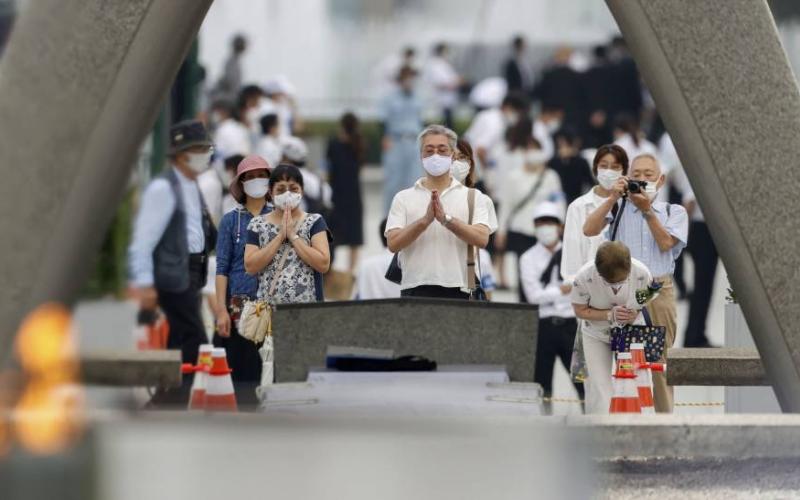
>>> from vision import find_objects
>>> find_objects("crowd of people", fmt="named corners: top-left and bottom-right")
top-left (127, 32), bottom-right (719, 413)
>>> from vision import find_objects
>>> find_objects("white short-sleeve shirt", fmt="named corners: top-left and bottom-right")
top-left (570, 258), bottom-right (652, 342)
top-left (560, 188), bottom-right (609, 282)
top-left (385, 177), bottom-right (497, 291)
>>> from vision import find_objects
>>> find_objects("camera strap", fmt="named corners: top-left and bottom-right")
top-left (610, 198), bottom-right (627, 241)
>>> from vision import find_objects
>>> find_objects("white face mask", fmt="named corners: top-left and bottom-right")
top-left (450, 160), bottom-right (471, 184)
top-left (273, 191), bottom-right (302, 210)
top-left (242, 178), bottom-right (269, 199)
top-left (185, 151), bottom-right (212, 174)
top-left (645, 181), bottom-right (660, 201)
top-left (546, 119), bottom-right (562, 133)
top-left (596, 168), bottom-right (621, 190)
top-left (525, 149), bottom-right (549, 166)
top-left (535, 225), bottom-right (560, 247)
top-left (422, 154), bottom-right (452, 177)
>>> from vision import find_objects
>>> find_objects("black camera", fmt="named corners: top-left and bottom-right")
top-left (627, 180), bottom-right (648, 194)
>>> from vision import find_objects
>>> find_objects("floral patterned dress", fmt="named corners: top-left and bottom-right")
top-left (246, 213), bottom-right (328, 304)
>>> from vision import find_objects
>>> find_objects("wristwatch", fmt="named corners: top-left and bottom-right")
top-left (444, 214), bottom-right (453, 227)
top-left (290, 234), bottom-right (301, 242)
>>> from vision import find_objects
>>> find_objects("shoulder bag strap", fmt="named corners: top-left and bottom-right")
top-left (641, 306), bottom-right (653, 327)
top-left (610, 198), bottom-right (627, 242)
top-left (466, 188), bottom-right (477, 290)
top-left (267, 215), bottom-right (306, 298)
top-left (506, 171), bottom-right (546, 231)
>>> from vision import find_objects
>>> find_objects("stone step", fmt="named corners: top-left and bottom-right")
top-left (667, 347), bottom-right (768, 386)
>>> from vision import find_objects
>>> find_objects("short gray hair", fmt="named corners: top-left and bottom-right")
top-left (417, 124), bottom-right (458, 153)
top-left (631, 153), bottom-right (661, 170)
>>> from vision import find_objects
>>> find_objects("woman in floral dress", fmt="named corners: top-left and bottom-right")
top-left (244, 164), bottom-right (331, 303)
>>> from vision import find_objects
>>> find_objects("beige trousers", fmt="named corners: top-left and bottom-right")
top-left (647, 278), bottom-right (677, 413)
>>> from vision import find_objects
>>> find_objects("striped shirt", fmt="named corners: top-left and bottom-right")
top-left (605, 200), bottom-right (688, 277)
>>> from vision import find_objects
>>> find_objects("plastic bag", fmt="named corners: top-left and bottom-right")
top-left (569, 324), bottom-right (588, 383)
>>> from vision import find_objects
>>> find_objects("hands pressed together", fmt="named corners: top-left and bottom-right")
top-left (611, 305), bottom-right (638, 325)
top-left (424, 190), bottom-right (448, 226)
top-left (279, 208), bottom-right (299, 242)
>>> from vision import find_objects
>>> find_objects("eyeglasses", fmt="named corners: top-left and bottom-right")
top-left (423, 147), bottom-right (452, 156)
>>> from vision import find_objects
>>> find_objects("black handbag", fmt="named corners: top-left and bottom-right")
top-left (609, 308), bottom-right (667, 362)
top-left (385, 253), bottom-right (402, 285)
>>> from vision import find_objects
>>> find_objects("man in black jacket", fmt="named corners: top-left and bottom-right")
top-left (503, 35), bottom-right (534, 96)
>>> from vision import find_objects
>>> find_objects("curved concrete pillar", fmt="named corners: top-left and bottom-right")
top-left (606, 0), bottom-right (800, 411)
top-left (0, 0), bottom-right (212, 365)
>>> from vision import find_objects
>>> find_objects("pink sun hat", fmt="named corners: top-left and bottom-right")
top-left (229, 155), bottom-right (271, 202)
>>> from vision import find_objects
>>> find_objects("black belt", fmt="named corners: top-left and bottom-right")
top-left (540, 316), bottom-right (575, 326)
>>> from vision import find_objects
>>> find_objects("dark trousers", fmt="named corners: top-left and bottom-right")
top-left (213, 318), bottom-right (262, 410)
top-left (506, 230), bottom-right (537, 303)
top-left (684, 221), bottom-right (718, 347)
top-left (401, 285), bottom-right (469, 300)
top-left (149, 286), bottom-right (206, 407)
top-left (535, 317), bottom-right (585, 399)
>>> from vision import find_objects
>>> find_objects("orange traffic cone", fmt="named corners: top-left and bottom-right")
top-left (609, 352), bottom-right (641, 414)
top-left (630, 343), bottom-right (655, 414)
top-left (205, 347), bottom-right (237, 412)
top-left (188, 344), bottom-right (214, 410)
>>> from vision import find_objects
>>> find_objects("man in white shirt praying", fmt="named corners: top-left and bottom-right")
top-left (385, 125), bottom-right (497, 299)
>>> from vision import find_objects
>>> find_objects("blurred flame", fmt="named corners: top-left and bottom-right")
top-left (15, 303), bottom-right (78, 381)
top-left (14, 382), bottom-right (84, 456)
top-left (9, 303), bottom-right (85, 456)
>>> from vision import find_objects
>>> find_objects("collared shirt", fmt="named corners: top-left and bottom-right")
top-left (520, 242), bottom-right (574, 319)
top-left (561, 188), bottom-right (608, 282)
top-left (385, 177), bottom-right (498, 291)
top-left (216, 204), bottom-right (272, 299)
top-left (354, 248), bottom-right (402, 300)
top-left (128, 167), bottom-right (205, 287)
top-left (605, 200), bottom-right (688, 277)
top-left (570, 258), bottom-right (652, 341)
top-left (379, 89), bottom-right (423, 137)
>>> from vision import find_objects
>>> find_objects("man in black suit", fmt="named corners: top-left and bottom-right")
top-left (503, 35), bottom-right (534, 96)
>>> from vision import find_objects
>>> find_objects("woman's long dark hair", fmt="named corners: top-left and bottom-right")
top-left (340, 112), bottom-right (365, 165)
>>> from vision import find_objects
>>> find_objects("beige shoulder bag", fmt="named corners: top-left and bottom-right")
top-left (465, 189), bottom-right (487, 301)
top-left (238, 216), bottom-right (305, 343)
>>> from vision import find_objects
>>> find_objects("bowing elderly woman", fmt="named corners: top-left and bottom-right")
top-left (214, 155), bottom-right (272, 408)
top-left (244, 164), bottom-right (331, 304)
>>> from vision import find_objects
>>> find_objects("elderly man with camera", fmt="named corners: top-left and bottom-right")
top-left (582, 153), bottom-right (688, 413)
